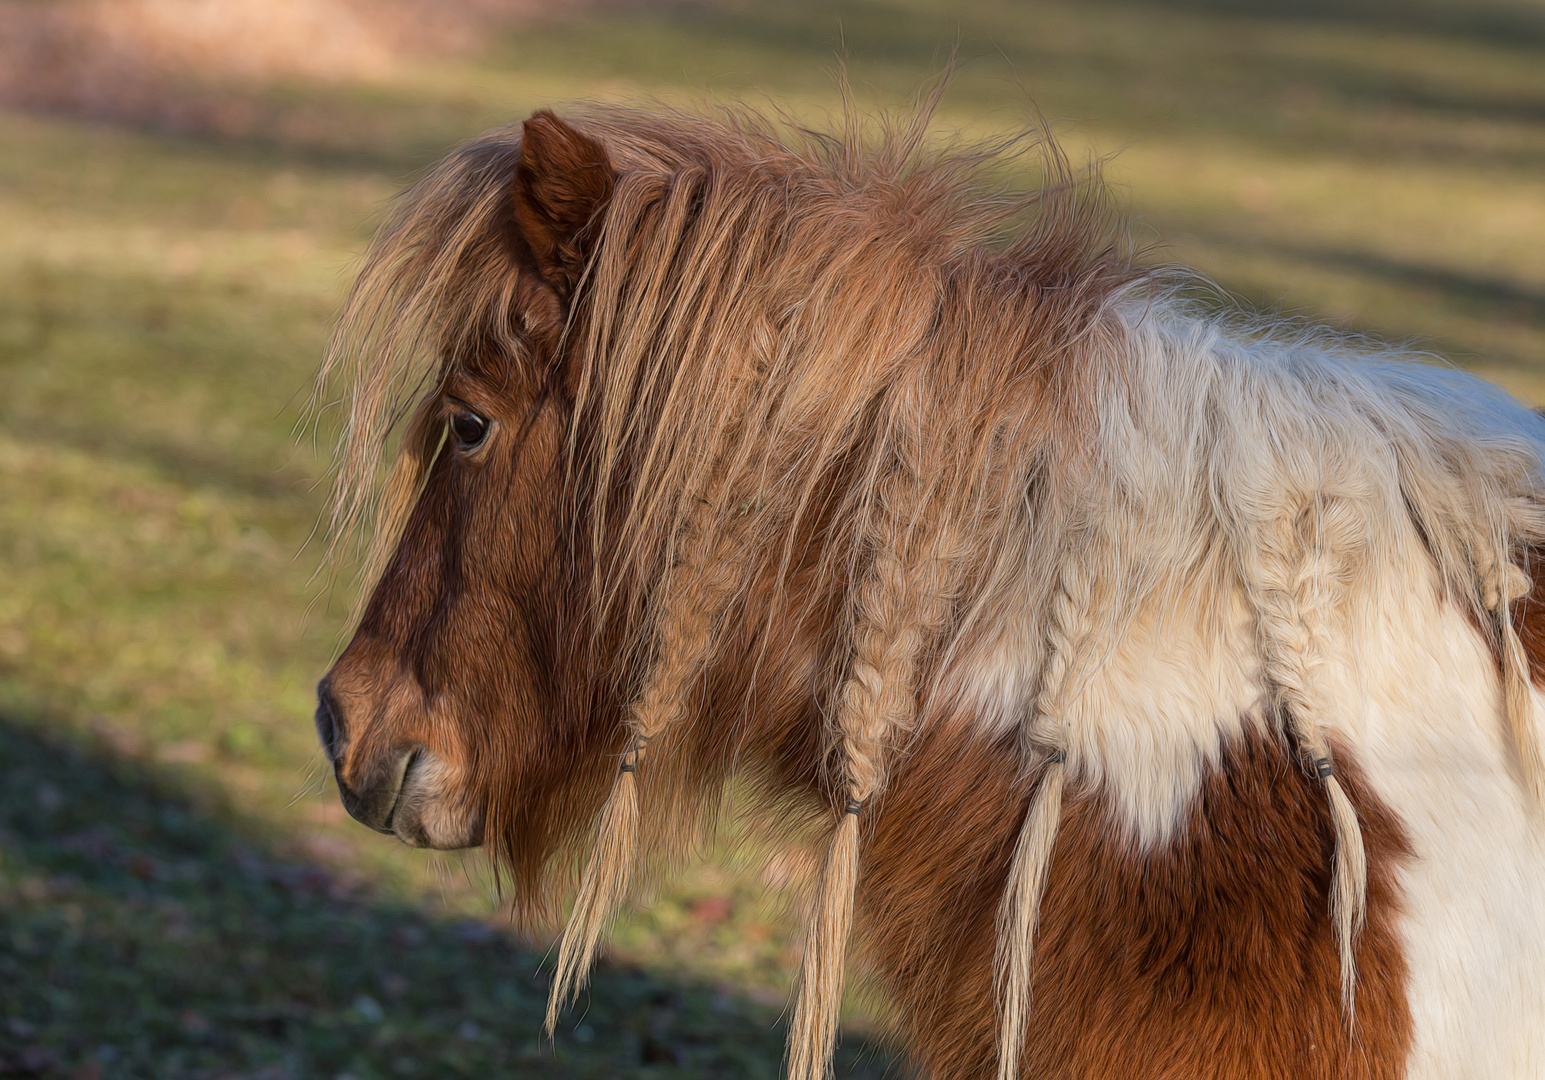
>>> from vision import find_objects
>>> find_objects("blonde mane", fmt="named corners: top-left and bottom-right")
top-left (318, 97), bottom-right (1545, 1080)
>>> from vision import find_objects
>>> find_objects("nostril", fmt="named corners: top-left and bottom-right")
top-left (314, 678), bottom-right (343, 762)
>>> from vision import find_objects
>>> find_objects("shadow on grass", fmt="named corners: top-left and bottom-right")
top-left (1107, 0), bottom-right (1545, 52)
top-left (9, 84), bottom-right (491, 183)
top-left (1169, 225), bottom-right (1545, 328)
top-left (0, 715), bottom-right (897, 1079)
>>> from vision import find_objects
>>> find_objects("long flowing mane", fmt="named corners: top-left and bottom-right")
top-left (316, 95), bottom-right (1545, 1079)
top-left (320, 96), bottom-right (1133, 637)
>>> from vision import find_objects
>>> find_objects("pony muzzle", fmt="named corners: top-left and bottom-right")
top-left (334, 746), bottom-right (416, 836)
top-left (316, 677), bottom-right (484, 850)
top-left (333, 745), bottom-right (485, 849)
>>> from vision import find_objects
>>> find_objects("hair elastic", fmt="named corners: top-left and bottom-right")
top-left (1314, 757), bottom-right (1335, 780)
top-left (620, 733), bottom-right (653, 773)
top-left (844, 797), bottom-right (865, 816)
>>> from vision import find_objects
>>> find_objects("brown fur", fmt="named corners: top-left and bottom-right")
top-left (1512, 545), bottom-right (1545, 687)
top-left (860, 722), bottom-right (1413, 1079)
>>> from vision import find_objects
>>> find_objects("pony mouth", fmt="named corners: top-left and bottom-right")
top-left (335, 748), bottom-right (416, 836)
top-left (337, 748), bottom-right (483, 850)
top-left (381, 748), bottom-right (421, 835)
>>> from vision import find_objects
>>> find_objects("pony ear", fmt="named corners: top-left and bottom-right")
top-left (513, 110), bottom-right (615, 298)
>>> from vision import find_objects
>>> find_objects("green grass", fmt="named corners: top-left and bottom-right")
top-left (2, 0), bottom-right (1543, 1075)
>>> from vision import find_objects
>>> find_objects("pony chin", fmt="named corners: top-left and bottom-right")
top-left (390, 749), bottom-right (486, 850)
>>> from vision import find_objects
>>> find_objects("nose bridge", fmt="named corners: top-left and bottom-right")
top-left (312, 418), bottom-right (508, 848)
top-left (321, 445), bottom-right (463, 770)
top-left (322, 652), bottom-right (420, 782)
top-left (360, 444), bottom-right (460, 647)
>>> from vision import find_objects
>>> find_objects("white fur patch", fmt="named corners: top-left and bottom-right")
top-left (395, 749), bottom-right (484, 849)
top-left (961, 559), bottom-right (1268, 847)
top-left (1059, 571), bottom-right (1267, 847)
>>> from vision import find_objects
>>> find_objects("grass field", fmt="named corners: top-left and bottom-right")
top-left (1, 0), bottom-right (1542, 1076)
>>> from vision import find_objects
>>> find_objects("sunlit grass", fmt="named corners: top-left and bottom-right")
top-left (1, 0), bottom-right (1542, 1073)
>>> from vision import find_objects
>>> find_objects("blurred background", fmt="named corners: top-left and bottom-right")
top-left (1, 0), bottom-right (1542, 1076)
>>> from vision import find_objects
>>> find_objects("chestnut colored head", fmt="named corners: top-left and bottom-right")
top-left (316, 112), bottom-right (624, 872)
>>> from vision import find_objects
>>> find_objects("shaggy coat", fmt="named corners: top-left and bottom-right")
top-left (313, 101), bottom-right (1545, 1079)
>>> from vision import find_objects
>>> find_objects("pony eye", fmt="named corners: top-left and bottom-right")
top-left (449, 407), bottom-right (489, 450)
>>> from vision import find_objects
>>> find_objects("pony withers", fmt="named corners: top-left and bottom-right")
top-left (312, 100), bottom-right (1545, 1079)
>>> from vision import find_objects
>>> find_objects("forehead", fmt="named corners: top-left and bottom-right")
top-left (445, 343), bottom-right (529, 401)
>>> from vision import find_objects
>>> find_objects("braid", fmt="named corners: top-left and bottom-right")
top-left (787, 460), bottom-right (963, 1080)
top-left (993, 546), bottom-right (1090, 1080)
top-left (1241, 505), bottom-right (1366, 1017)
top-left (1474, 542), bottom-right (1543, 809)
top-left (546, 494), bottom-right (743, 1033)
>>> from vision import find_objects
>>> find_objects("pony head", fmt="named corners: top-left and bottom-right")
top-left (315, 112), bottom-right (623, 872)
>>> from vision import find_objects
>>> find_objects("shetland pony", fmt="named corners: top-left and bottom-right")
top-left (312, 100), bottom-right (1545, 1079)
